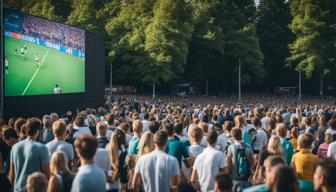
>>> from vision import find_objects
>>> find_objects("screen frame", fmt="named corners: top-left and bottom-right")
top-left (3, 8), bottom-right (87, 97)
top-left (2, 8), bottom-right (105, 120)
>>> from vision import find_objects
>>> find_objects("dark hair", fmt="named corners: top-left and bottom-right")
top-left (252, 117), bottom-right (261, 127)
top-left (177, 182), bottom-right (196, 192)
top-left (154, 131), bottom-right (168, 147)
top-left (223, 121), bottom-right (234, 132)
top-left (26, 117), bottom-right (42, 137)
top-left (206, 130), bottom-right (218, 145)
top-left (106, 113), bottom-right (115, 125)
top-left (316, 158), bottom-right (336, 189)
top-left (74, 135), bottom-right (98, 160)
top-left (215, 173), bottom-right (233, 191)
top-left (329, 119), bottom-right (336, 130)
top-left (174, 123), bottom-right (184, 135)
top-left (164, 122), bottom-right (175, 136)
top-left (74, 116), bottom-right (85, 127)
top-left (2, 128), bottom-right (18, 140)
top-left (272, 165), bottom-right (299, 192)
top-left (149, 121), bottom-right (160, 134)
top-left (298, 133), bottom-right (314, 149)
top-left (231, 128), bottom-right (242, 141)
top-left (14, 118), bottom-right (26, 134)
top-left (144, 112), bottom-right (150, 120)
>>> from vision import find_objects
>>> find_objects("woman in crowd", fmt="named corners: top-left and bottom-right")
top-left (47, 151), bottom-right (73, 192)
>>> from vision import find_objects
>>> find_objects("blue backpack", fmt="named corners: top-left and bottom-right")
top-left (236, 144), bottom-right (251, 181)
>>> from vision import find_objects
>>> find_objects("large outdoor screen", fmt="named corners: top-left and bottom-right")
top-left (3, 9), bottom-right (85, 96)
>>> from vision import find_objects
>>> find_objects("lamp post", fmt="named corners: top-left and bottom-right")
top-left (238, 58), bottom-right (241, 101)
top-left (298, 70), bottom-right (301, 101)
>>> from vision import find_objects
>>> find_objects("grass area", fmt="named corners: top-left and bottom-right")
top-left (4, 36), bottom-right (85, 96)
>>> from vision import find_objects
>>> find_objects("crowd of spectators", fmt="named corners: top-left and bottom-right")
top-left (22, 15), bottom-right (85, 50)
top-left (1, 94), bottom-right (336, 192)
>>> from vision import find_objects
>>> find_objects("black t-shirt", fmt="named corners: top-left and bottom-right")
top-left (97, 137), bottom-right (109, 148)
top-left (0, 139), bottom-right (11, 174)
top-left (258, 149), bottom-right (273, 167)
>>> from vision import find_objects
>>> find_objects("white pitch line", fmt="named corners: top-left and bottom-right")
top-left (21, 50), bottom-right (49, 96)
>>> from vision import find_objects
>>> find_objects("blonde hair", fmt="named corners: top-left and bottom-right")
top-left (325, 133), bottom-right (333, 144)
top-left (52, 119), bottom-right (66, 138)
top-left (96, 122), bottom-right (107, 136)
top-left (267, 136), bottom-right (283, 155)
top-left (108, 129), bottom-right (125, 178)
top-left (50, 151), bottom-right (71, 175)
top-left (138, 132), bottom-right (154, 156)
top-left (132, 120), bottom-right (143, 133)
top-left (26, 172), bottom-right (48, 192)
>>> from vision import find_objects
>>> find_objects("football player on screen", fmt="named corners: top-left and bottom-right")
top-left (21, 47), bottom-right (25, 57)
top-left (35, 52), bottom-right (39, 68)
top-left (24, 43), bottom-right (28, 53)
top-left (5, 56), bottom-right (9, 74)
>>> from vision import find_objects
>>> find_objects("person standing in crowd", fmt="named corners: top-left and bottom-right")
top-left (317, 133), bottom-right (333, 159)
top-left (96, 122), bottom-right (109, 148)
top-left (71, 135), bottom-right (106, 192)
top-left (138, 132), bottom-right (155, 156)
top-left (268, 165), bottom-right (299, 192)
top-left (47, 151), bottom-right (73, 192)
top-left (0, 128), bottom-right (18, 174)
top-left (107, 128), bottom-right (128, 191)
top-left (46, 119), bottom-right (74, 162)
top-left (40, 115), bottom-right (54, 144)
top-left (132, 131), bottom-right (180, 192)
top-left (276, 123), bottom-right (293, 165)
top-left (9, 118), bottom-right (50, 192)
top-left (141, 113), bottom-right (150, 132)
top-left (325, 119), bottom-right (336, 140)
top-left (106, 114), bottom-right (116, 139)
top-left (72, 116), bottom-right (91, 139)
top-left (191, 131), bottom-right (227, 192)
top-left (292, 133), bottom-right (318, 181)
top-left (165, 122), bottom-right (190, 170)
top-left (128, 120), bottom-right (143, 155)
top-left (214, 172), bottom-right (233, 192)
top-left (251, 117), bottom-right (267, 157)
top-left (313, 159), bottom-right (336, 192)
top-left (226, 128), bottom-right (254, 190)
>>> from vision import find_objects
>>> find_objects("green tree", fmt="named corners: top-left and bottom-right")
top-left (67, 0), bottom-right (103, 31)
top-left (257, 0), bottom-right (293, 90)
top-left (4, 0), bottom-right (59, 20)
top-left (144, 0), bottom-right (193, 84)
top-left (221, 0), bottom-right (264, 83)
top-left (287, 0), bottom-right (336, 94)
top-left (105, 0), bottom-right (156, 84)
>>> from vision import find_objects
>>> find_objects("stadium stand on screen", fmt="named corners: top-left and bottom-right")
top-left (3, 9), bottom-right (85, 96)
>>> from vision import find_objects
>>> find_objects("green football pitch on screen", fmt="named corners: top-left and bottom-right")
top-left (4, 36), bottom-right (85, 96)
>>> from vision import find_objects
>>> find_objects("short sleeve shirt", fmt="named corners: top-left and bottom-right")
top-left (165, 138), bottom-right (189, 167)
top-left (71, 163), bottom-right (106, 192)
top-left (135, 150), bottom-right (179, 192)
top-left (11, 140), bottom-right (49, 192)
top-left (46, 140), bottom-right (74, 160)
top-left (128, 137), bottom-right (141, 155)
top-left (193, 147), bottom-right (227, 192)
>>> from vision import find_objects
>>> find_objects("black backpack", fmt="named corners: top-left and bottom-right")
top-left (119, 151), bottom-right (128, 184)
top-left (56, 173), bottom-right (74, 192)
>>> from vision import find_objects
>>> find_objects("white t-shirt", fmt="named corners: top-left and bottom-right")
top-left (135, 150), bottom-right (179, 192)
top-left (253, 129), bottom-right (268, 151)
top-left (73, 126), bottom-right (92, 138)
top-left (46, 140), bottom-right (74, 160)
top-left (193, 147), bottom-right (227, 192)
top-left (217, 134), bottom-right (228, 153)
top-left (327, 141), bottom-right (336, 159)
top-left (325, 128), bottom-right (336, 136)
top-left (54, 87), bottom-right (61, 94)
top-left (142, 120), bottom-right (149, 132)
top-left (94, 148), bottom-right (110, 172)
top-left (261, 116), bottom-right (270, 129)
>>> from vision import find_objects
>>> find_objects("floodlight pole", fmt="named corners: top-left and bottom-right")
top-left (298, 70), bottom-right (302, 101)
top-left (152, 83), bottom-right (156, 99)
top-left (238, 58), bottom-right (241, 101)
top-left (0, 0), bottom-right (3, 120)
top-left (109, 62), bottom-right (112, 95)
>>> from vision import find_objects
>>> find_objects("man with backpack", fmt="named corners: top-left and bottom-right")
top-left (226, 128), bottom-right (254, 191)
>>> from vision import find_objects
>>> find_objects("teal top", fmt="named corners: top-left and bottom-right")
top-left (243, 180), bottom-right (314, 192)
top-left (128, 136), bottom-right (141, 155)
top-left (243, 132), bottom-right (251, 146)
top-left (165, 138), bottom-right (189, 167)
top-left (281, 138), bottom-right (294, 165)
